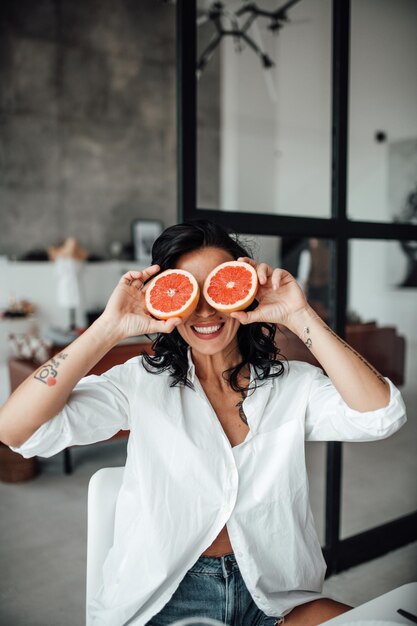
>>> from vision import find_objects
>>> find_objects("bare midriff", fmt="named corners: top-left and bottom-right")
top-left (201, 524), bottom-right (233, 557)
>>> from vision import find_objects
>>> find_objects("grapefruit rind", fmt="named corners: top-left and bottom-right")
top-left (145, 269), bottom-right (199, 320)
top-left (203, 261), bottom-right (258, 313)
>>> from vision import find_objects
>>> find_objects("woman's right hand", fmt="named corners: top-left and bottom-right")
top-left (98, 265), bottom-right (182, 340)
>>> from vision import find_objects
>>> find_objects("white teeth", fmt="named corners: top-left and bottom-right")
top-left (193, 324), bottom-right (222, 335)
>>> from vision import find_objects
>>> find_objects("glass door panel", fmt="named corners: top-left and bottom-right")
top-left (348, 0), bottom-right (417, 223)
top-left (341, 239), bottom-right (417, 538)
top-left (197, 0), bottom-right (332, 218)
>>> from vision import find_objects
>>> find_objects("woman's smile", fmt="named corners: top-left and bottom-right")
top-left (191, 322), bottom-right (225, 339)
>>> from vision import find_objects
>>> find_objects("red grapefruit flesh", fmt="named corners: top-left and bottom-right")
top-left (203, 261), bottom-right (258, 313)
top-left (145, 269), bottom-right (199, 320)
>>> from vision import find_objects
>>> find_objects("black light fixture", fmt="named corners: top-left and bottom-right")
top-left (197, 0), bottom-right (303, 77)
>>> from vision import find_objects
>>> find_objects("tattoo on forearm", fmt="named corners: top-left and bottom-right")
top-left (34, 352), bottom-right (68, 386)
top-left (302, 322), bottom-right (387, 386)
top-left (303, 326), bottom-right (312, 349)
top-left (324, 325), bottom-right (387, 385)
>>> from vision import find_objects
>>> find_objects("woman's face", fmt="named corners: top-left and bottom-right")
top-left (174, 246), bottom-right (241, 357)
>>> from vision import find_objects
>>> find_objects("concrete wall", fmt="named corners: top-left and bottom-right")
top-left (0, 0), bottom-right (176, 259)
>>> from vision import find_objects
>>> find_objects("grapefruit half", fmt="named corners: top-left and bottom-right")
top-left (145, 269), bottom-right (199, 320)
top-left (203, 261), bottom-right (258, 313)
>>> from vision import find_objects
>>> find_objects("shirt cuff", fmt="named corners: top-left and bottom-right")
top-left (343, 378), bottom-right (407, 438)
top-left (10, 415), bottom-right (65, 459)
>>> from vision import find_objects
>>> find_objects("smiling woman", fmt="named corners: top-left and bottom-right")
top-left (142, 221), bottom-right (282, 394)
top-left (0, 219), bottom-right (406, 626)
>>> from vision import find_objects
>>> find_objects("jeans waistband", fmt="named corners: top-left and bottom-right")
top-left (189, 553), bottom-right (238, 576)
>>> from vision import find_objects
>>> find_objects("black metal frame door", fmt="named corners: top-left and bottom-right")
top-left (176, 0), bottom-right (417, 574)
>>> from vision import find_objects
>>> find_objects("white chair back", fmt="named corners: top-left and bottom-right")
top-left (86, 466), bottom-right (124, 626)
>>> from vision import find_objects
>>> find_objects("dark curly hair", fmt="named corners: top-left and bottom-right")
top-left (142, 219), bottom-right (285, 393)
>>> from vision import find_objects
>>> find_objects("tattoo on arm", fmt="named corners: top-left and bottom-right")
top-left (33, 352), bottom-right (69, 387)
top-left (323, 326), bottom-right (387, 385)
top-left (302, 322), bottom-right (387, 385)
top-left (303, 326), bottom-right (313, 349)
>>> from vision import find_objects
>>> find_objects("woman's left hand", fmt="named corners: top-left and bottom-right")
top-left (230, 257), bottom-right (309, 327)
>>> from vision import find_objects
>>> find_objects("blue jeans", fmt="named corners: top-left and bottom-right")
top-left (146, 553), bottom-right (279, 625)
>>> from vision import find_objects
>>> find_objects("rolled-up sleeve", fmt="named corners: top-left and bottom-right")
top-left (10, 365), bottom-right (131, 459)
top-left (305, 366), bottom-right (407, 442)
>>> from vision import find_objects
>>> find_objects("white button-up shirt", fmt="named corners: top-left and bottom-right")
top-left (13, 354), bottom-right (406, 626)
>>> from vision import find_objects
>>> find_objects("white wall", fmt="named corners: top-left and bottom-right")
top-left (220, 0), bottom-right (332, 217)
top-left (348, 0), bottom-right (417, 221)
